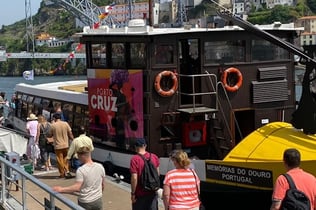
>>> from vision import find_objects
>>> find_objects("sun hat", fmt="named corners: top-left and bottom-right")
top-left (27, 113), bottom-right (38, 121)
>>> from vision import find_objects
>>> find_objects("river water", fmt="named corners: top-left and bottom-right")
top-left (0, 75), bottom-right (87, 101)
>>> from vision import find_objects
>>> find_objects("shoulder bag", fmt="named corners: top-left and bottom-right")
top-left (190, 169), bottom-right (205, 210)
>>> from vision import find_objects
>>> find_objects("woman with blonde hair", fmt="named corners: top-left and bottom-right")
top-left (36, 115), bottom-right (53, 171)
top-left (163, 150), bottom-right (201, 210)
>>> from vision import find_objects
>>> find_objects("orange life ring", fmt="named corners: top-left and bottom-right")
top-left (154, 71), bottom-right (178, 97)
top-left (221, 67), bottom-right (243, 92)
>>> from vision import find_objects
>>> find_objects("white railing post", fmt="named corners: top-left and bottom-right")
top-left (1, 162), bottom-right (6, 205)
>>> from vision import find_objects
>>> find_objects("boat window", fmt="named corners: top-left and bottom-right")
top-left (204, 40), bottom-right (245, 64)
top-left (72, 110), bottom-right (89, 136)
top-left (130, 43), bottom-right (146, 68)
top-left (252, 39), bottom-right (289, 61)
top-left (20, 101), bottom-right (28, 120)
top-left (92, 44), bottom-right (107, 67)
top-left (112, 43), bottom-right (125, 68)
top-left (178, 38), bottom-right (202, 105)
top-left (33, 97), bottom-right (42, 105)
top-left (154, 44), bottom-right (174, 65)
top-left (75, 106), bottom-right (82, 113)
top-left (42, 99), bottom-right (50, 109)
top-left (21, 94), bottom-right (27, 101)
top-left (62, 103), bottom-right (73, 125)
top-left (27, 96), bottom-right (34, 103)
top-left (16, 93), bottom-right (22, 100)
top-left (33, 103), bottom-right (43, 116)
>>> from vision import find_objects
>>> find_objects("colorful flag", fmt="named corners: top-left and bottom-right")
top-left (93, 22), bottom-right (100, 29)
top-left (23, 70), bottom-right (34, 80)
top-left (75, 43), bottom-right (83, 51)
top-left (69, 51), bottom-right (75, 59)
top-left (99, 13), bottom-right (108, 20)
top-left (105, 3), bottom-right (116, 12)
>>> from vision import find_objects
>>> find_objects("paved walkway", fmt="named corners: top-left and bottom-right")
top-left (7, 168), bottom-right (164, 210)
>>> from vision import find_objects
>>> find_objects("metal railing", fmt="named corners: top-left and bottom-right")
top-left (0, 156), bottom-right (84, 210)
top-left (177, 72), bottom-right (218, 113)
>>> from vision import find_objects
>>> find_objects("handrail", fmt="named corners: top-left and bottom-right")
top-left (177, 73), bottom-right (218, 112)
top-left (0, 156), bottom-right (84, 210)
top-left (216, 81), bottom-right (243, 141)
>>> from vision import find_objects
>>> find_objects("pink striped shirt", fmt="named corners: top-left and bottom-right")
top-left (164, 168), bottom-right (200, 209)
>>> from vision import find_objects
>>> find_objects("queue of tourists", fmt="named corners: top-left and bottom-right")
top-left (25, 111), bottom-right (93, 176)
top-left (24, 108), bottom-right (202, 210)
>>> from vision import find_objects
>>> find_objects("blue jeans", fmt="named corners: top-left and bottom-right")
top-left (71, 158), bottom-right (82, 170)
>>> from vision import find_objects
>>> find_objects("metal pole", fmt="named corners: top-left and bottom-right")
top-left (149, 0), bottom-right (153, 26)
top-left (1, 162), bottom-right (6, 205)
top-left (22, 177), bottom-right (26, 210)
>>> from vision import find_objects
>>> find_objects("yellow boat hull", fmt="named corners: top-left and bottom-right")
top-left (205, 121), bottom-right (316, 190)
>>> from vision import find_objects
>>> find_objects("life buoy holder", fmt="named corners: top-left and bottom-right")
top-left (221, 67), bottom-right (243, 92)
top-left (154, 71), bottom-right (178, 97)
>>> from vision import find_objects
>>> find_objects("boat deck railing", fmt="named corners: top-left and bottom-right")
top-left (177, 73), bottom-right (218, 114)
top-left (0, 156), bottom-right (84, 210)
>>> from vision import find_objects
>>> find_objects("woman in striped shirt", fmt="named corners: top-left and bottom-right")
top-left (163, 150), bottom-right (201, 210)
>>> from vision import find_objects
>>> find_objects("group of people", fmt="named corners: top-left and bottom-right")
top-left (25, 110), bottom-right (105, 210)
top-left (25, 110), bottom-right (94, 178)
top-left (130, 138), bottom-right (201, 210)
top-left (0, 91), bottom-right (14, 125)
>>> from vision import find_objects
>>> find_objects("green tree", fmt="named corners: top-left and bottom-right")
top-left (269, 5), bottom-right (293, 23)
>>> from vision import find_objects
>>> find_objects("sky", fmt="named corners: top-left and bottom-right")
top-left (0, 0), bottom-right (42, 26)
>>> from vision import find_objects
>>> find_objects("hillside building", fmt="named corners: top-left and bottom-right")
top-left (35, 33), bottom-right (73, 48)
top-left (296, 16), bottom-right (316, 46)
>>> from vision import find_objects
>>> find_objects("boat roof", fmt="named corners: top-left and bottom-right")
top-left (79, 21), bottom-right (303, 36)
top-left (224, 122), bottom-right (316, 162)
top-left (14, 80), bottom-right (88, 105)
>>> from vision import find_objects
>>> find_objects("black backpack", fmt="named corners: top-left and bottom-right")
top-left (138, 153), bottom-right (160, 191)
top-left (39, 123), bottom-right (51, 147)
top-left (280, 173), bottom-right (311, 210)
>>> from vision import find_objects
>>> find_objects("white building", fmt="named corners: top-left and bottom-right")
top-left (102, 2), bottom-right (160, 26)
top-left (296, 16), bottom-right (316, 46)
top-left (233, 0), bottom-right (245, 15)
top-left (266, 0), bottom-right (295, 9)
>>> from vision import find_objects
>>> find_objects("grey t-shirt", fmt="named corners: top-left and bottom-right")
top-left (76, 162), bottom-right (106, 203)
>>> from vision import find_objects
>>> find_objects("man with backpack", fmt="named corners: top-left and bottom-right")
top-left (271, 148), bottom-right (316, 210)
top-left (130, 138), bottom-right (160, 210)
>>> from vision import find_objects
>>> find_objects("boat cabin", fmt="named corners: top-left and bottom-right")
top-left (8, 81), bottom-right (89, 136)
top-left (79, 19), bottom-right (301, 160)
